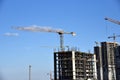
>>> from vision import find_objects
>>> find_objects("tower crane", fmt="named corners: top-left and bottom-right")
top-left (95, 41), bottom-right (99, 46)
top-left (108, 33), bottom-right (120, 43)
top-left (105, 17), bottom-right (120, 25)
top-left (12, 25), bottom-right (76, 51)
top-left (105, 17), bottom-right (120, 44)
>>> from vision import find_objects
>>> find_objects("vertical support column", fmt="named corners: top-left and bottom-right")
top-left (54, 53), bottom-right (57, 80)
top-left (29, 65), bottom-right (31, 80)
top-left (99, 47), bottom-right (103, 80)
top-left (72, 51), bottom-right (76, 80)
top-left (59, 33), bottom-right (64, 51)
top-left (93, 54), bottom-right (97, 79)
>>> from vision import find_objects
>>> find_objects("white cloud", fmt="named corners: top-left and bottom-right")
top-left (3, 32), bottom-right (19, 36)
top-left (13, 25), bottom-right (63, 33)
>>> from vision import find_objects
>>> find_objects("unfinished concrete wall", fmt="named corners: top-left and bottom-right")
top-left (54, 51), bottom-right (96, 80)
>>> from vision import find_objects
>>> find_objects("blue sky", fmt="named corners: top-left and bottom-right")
top-left (0, 0), bottom-right (120, 80)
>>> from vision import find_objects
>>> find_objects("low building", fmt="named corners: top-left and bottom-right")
top-left (54, 50), bottom-right (97, 80)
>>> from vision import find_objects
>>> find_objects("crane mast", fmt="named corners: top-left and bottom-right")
top-left (59, 32), bottom-right (64, 51)
top-left (58, 31), bottom-right (75, 51)
top-left (105, 17), bottom-right (120, 25)
top-left (13, 26), bottom-right (76, 51)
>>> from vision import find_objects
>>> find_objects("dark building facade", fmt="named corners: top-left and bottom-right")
top-left (94, 46), bottom-right (103, 80)
top-left (94, 42), bottom-right (120, 80)
top-left (115, 46), bottom-right (120, 79)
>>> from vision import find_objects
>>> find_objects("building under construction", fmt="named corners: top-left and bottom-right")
top-left (54, 49), bottom-right (97, 80)
top-left (94, 45), bottom-right (103, 80)
top-left (115, 46), bottom-right (120, 79)
top-left (94, 42), bottom-right (120, 80)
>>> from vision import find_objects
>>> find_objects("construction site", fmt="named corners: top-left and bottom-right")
top-left (13, 17), bottom-right (120, 80)
top-left (53, 41), bottom-right (120, 80)
top-left (1, 1), bottom-right (120, 80)
top-left (94, 42), bottom-right (120, 80)
top-left (53, 17), bottom-right (120, 80)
